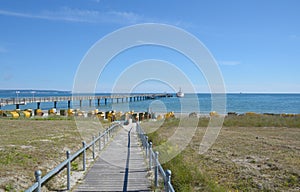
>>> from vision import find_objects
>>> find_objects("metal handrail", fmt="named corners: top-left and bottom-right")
top-left (136, 123), bottom-right (175, 192)
top-left (0, 93), bottom-right (171, 106)
top-left (25, 123), bottom-right (121, 192)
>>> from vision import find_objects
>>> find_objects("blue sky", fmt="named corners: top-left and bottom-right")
top-left (0, 0), bottom-right (299, 93)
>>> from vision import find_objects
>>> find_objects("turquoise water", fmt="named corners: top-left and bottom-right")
top-left (0, 91), bottom-right (299, 114)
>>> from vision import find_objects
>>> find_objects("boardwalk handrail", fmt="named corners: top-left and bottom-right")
top-left (25, 123), bottom-right (121, 192)
top-left (136, 123), bottom-right (175, 192)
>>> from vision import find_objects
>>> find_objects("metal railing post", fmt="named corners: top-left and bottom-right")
top-left (99, 132), bottom-right (101, 151)
top-left (155, 151), bottom-right (159, 187)
top-left (103, 132), bottom-right (106, 146)
top-left (149, 142), bottom-right (152, 170)
top-left (145, 136), bottom-right (149, 157)
top-left (82, 141), bottom-right (86, 171)
top-left (165, 169), bottom-right (172, 192)
top-left (106, 129), bottom-right (109, 142)
top-left (35, 170), bottom-right (42, 192)
top-left (92, 136), bottom-right (95, 159)
top-left (66, 150), bottom-right (71, 190)
top-left (142, 134), bottom-right (145, 148)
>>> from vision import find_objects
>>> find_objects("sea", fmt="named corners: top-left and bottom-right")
top-left (0, 90), bottom-right (299, 115)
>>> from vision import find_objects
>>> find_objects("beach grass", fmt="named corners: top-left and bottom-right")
top-left (0, 115), bottom-right (299, 191)
top-left (142, 115), bottom-right (300, 191)
top-left (0, 117), bottom-right (111, 191)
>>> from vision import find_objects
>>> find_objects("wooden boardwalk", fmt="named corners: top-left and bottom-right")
top-left (74, 124), bottom-right (152, 192)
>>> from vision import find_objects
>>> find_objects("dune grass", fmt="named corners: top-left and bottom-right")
top-left (0, 115), bottom-right (299, 191)
top-left (0, 117), bottom-right (110, 191)
top-left (143, 115), bottom-right (300, 191)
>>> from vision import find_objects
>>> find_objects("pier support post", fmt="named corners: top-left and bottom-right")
top-left (16, 104), bottom-right (20, 110)
top-left (89, 99), bottom-right (92, 107)
top-left (97, 99), bottom-right (100, 106)
top-left (68, 100), bottom-right (71, 109)
top-left (105, 98), bottom-right (107, 105)
top-left (79, 100), bottom-right (82, 107)
top-left (37, 102), bottom-right (41, 109)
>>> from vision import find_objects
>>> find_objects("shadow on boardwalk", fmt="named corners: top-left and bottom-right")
top-left (74, 123), bottom-right (152, 192)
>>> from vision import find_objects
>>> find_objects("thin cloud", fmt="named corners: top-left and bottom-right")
top-left (0, 8), bottom-right (142, 25)
top-left (219, 61), bottom-right (241, 66)
top-left (0, 8), bottom-right (193, 28)
top-left (108, 11), bottom-right (140, 24)
top-left (0, 9), bottom-right (83, 22)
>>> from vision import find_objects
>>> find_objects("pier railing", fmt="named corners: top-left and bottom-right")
top-left (25, 123), bottom-right (121, 192)
top-left (136, 123), bottom-right (175, 192)
top-left (0, 93), bottom-right (173, 107)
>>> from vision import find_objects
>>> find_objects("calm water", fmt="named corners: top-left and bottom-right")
top-left (0, 90), bottom-right (299, 114)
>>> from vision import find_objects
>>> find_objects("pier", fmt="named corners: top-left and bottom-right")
top-left (0, 93), bottom-right (173, 109)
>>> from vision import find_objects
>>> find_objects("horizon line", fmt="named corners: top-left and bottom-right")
top-left (0, 89), bottom-right (300, 94)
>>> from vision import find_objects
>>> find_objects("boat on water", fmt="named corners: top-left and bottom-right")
top-left (176, 88), bottom-right (184, 97)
